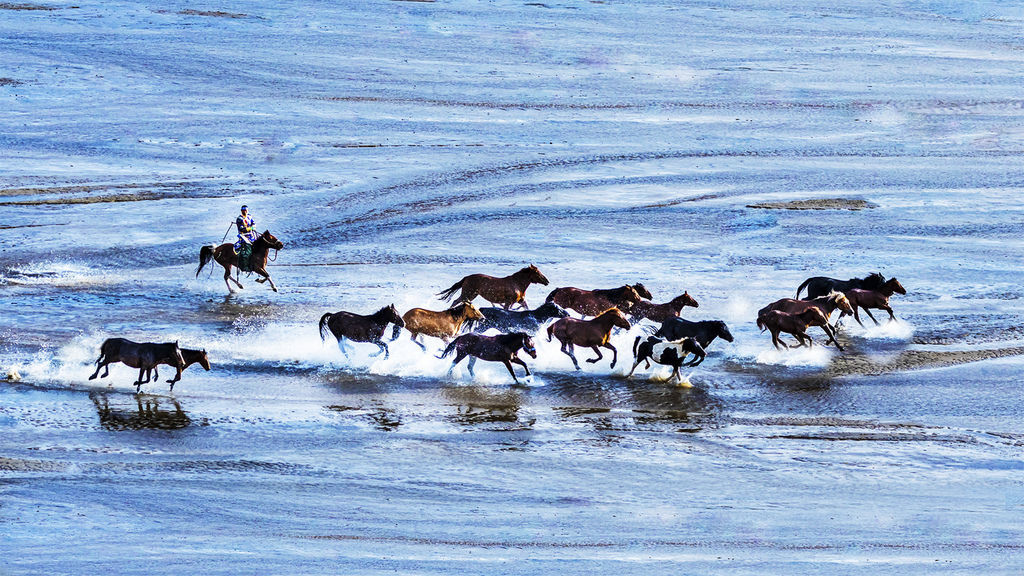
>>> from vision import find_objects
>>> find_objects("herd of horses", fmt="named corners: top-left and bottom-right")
top-left (90, 233), bottom-right (907, 390)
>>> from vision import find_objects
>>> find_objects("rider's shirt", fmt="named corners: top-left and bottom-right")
top-left (236, 214), bottom-right (257, 244)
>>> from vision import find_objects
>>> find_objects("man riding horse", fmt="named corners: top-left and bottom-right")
top-left (234, 205), bottom-right (258, 254)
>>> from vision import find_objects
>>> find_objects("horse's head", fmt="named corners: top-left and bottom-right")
top-left (525, 264), bottom-right (549, 285)
top-left (631, 283), bottom-right (653, 300)
top-left (537, 302), bottom-right (570, 321)
top-left (260, 230), bottom-right (284, 250)
top-left (183, 349), bottom-right (212, 371)
top-left (518, 333), bottom-right (538, 359)
top-left (600, 307), bottom-right (631, 330)
top-left (620, 286), bottom-right (643, 309)
top-left (455, 302), bottom-right (485, 321)
top-left (385, 304), bottom-right (405, 327)
top-left (828, 291), bottom-right (855, 314)
top-left (673, 291), bottom-right (699, 309)
top-left (886, 278), bottom-right (906, 295)
top-left (714, 321), bottom-right (735, 342)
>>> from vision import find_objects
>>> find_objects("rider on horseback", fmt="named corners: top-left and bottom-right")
top-left (234, 205), bottom-right (258, 254)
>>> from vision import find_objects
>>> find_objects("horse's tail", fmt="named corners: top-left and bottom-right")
top-left (756, 315), bottom-right (767, 333)
top-left (196, 245), bottom-right (216, 277)
top-left (439, 338), bottom-right (460, 359)
top-left (633, 335), bottom-right (642, 358)
top-left (546, 324), bottom-right (555, 343)
top-left (795, 277), bottom-right (812, 299)
top-left (318, 313), bottom-right (333, 342)
top-left (437, 278), bottom-right (464, 301)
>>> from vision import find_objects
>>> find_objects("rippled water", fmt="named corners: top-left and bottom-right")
top-left (2, 0), bottom-right (1024, 574)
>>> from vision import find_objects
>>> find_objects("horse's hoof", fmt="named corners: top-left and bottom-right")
top-left (88, 375), bottom-right (96, 380)
top-left (273, 288), bottom-right (278, 292)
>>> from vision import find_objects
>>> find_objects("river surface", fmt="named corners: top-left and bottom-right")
top-left (1, 1), bottom-right (1023, 574)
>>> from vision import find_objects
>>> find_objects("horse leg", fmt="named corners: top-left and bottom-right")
top-left (851, 306), bottom-right (866, 328)
top-left (88, 355), bottom-right (105, 380)
top-left (604, 343), bottom-right (619, 369)
top-left (511, 356), bottom-right (531, 377)
top-left (883, 304), bottom-right (896, 323)
top-left (822, 324), bottom-right (844, 352)
top-left (560, 342), bottom-right (581, 370)
top-left (256, 269), bottom-right (278, 292)
top-left (167, 365), bottom-right (182, 387)
top-left (375, 340), bottom-right (389, 360)
top-left (687, 352), bottom-right (706, 367)
top-left (863, 307), bottom-right (881, 325)
top-left (627, 358), bottom-right (642, 378)
top-left (466, 356), bottom-right (477, 378)
top-left (502, 360), bottom-right (520, 384)
top-left (223, 267), bottom-right (241, 292)
top-left (586, 346), bottom-right (603, 364)
top-left (410, 333), bottom-right (426, 351)
top-left (447, 351), bottom-right (467, 376)
top-left (771, 329), bottom-right (788, 350)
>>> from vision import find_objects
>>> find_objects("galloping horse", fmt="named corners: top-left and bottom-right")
top-left (757, 291), bottom-right (852, 349)
top-left (628, 336), bottom-right (707, 382)
top-left (440, 332), bottom-right (537, 384)
top-left (546, 307), bottom-right (631, 369)
top-left (88, 338), bottom-right (186, 392)
top-left (319, 304), bottom-right (405, 359)
top-left (475, 302), bottom-right (569, 334)
top-left (795, 272), bottom-right (885, 300)
top-left (153, 348), bottom-right (211, 381)
top-left (438, 265), bottom-right (549, 310)
top-left (841, 278), bottom-right (906, 327)
top-left (394, 302), bottom-right (485, 350)
top-left (759, 309), bottom-right (830, 350)
top-left (546, 285), bottom-right (644, 317)
top-left (630, 292), bottom-right (699, 323)
top-left (652, 318), bottom-right (734, 352)
top-left (196, 230), bottom-right (284, 294)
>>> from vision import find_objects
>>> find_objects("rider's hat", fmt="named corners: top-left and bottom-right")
top-left (240, 205), bottom-right (249, 211)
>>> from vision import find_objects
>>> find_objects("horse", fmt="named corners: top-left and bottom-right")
top-left (319, 304), bottom-right (405, 359)
top-left (795, 272), bottom-right (886, 300)
top-left (841, 278), bottom-right (907, 327)
top-left (196, 230), bottom-right (284, 294)
top-left (594, 283), bottom-right (653, 301)
top-left (439, 332), bottom-right (537, 384)
top-left (627, 336), bottom-right (707, 382)
top-left (545, 285), bottom-right (643, 317)
top-left (546, 307), bottom-right (631, 370)
top-left (88, 338), bottom-right (186, 392)
top-left (475, 302), bottom-right (569, 333)
top-left (629, 292), bottom-right (699, 323)
top-left (437, 264), bottom-right (549, 310)
top-left (394, 302), bottom-right (485, 350)
top-left (759, 308), bottom-right (830, 350)
top-left (153, 348), bottom-right (211, 381)
top-left (756, 291), bottom-right (851, 350)
top-left (651, 318), bottom-right (734, 352)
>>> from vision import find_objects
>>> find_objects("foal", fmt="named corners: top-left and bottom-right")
top-left (546, 307), bottom-right (631, 369)
top-left (439, 332), bottom-right (537, 384)
top-left (841, 278), bottom-right (906, 327)
top-left (759, 308), bottom-right (830, 350)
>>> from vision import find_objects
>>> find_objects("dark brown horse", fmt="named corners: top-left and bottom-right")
top-left (546, 307), bottom-right (631, 369)
top-left (153, 348), bottom-right (211, 381)
top-left (630, 292), bottom-right (699, 323)
top-left (795, 272), bottom-right (886, 300)
top-left (545, 285), bottom-right (643, 317)
top-left (196, 230), bottom-right (284, 294)
top-left (759, 308), bottom-right (830, 350)
top-left (594, 283), bottom-right (653, 301)
top-left (319, 304), bottom-right (405, 359)
top-left (394, 302), bottom-right (485, 350)
top-left (438, 264), bottom-right (549, 310)
top-left (88, 338), bottom-right (185, 392)
top-left (757, 291), bottom-right (852, 349)
top-left (439, 332), bottom-right (537, 384)
top-left (841, 278), bottom-right (906, 327)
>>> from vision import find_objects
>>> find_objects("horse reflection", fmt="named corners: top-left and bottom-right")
top-left (90, 391), bottom-right (191, 430)
top-left (443, 385), bottom-right (530, 428)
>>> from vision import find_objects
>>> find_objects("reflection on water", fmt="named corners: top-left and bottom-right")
top-left (443, 385), bottom-right (531, 428)
top-left (90, 391), bottom-right (191, 430)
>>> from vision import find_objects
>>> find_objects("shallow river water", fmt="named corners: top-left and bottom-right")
top-left (1, 1), bottom-right (1023, 574)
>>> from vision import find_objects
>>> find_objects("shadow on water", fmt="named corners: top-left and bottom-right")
top-left (442, 385), bottom-right (534, 429)
top-left (90, 391), bottom-right (192, 431)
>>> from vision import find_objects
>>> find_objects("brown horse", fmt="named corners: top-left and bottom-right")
top-left (546, 307), bottom-right (631, 369)
top-left (394, 302), bottom-right (485, 350)
top-left (841, 278), bottom-right (906, 327)
top-left (759, 308), bottom-right (830, 350)
top-left (88, 338), bottom-right (186, 392)
top-left (196, 230), bottom-right (284, 294)
top-left (630, 292), bottom-right (699, 323)
top-left (757, 291), bottom-right (852, 350)
top-left (153, 348), bottom-right (211, 381)
top-left (546, 285), bottom-right (643, 317)
top-left (319, 304), bottom-right (405, 359)
top-left (439, 332), bottom-right (537, 384)
top-left (437, 264), bottom-right (549, 310)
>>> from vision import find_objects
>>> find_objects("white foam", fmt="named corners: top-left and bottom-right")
top-left (754, 345), bottom-right (834, 367)
top-left (0, 261), bottom-right (117, 288)
top-left (841, 318), bottom-right (915, 340)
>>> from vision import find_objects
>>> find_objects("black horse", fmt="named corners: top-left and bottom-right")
top-left (320, 304), bottom-right (405, 359)
top-left (88, 338), bottom-right (185, 392)
top-left (651, 318), bottom-right (734, 350)
top-left (439, 332), bottom-right (537, 384)
top-left (795, 272), bottom-right (885, 300)
top-left (475, 302), bottom-right (570, 333)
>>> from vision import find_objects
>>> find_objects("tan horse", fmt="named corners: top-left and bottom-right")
top-left (759, 308), bottom-right (830, 350)
top-left (757, 291), bottom-right (852, 349)
top-left (438, 265), bottom-right (549, 310)
top-left (196, 230), bottom-right (284, 293)
top-left (546, 307), bottom-right (631, 369)
top-left (395, 302), bottom-right (485, 350)
top-left (842, 278), bottom-right (906, 326)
